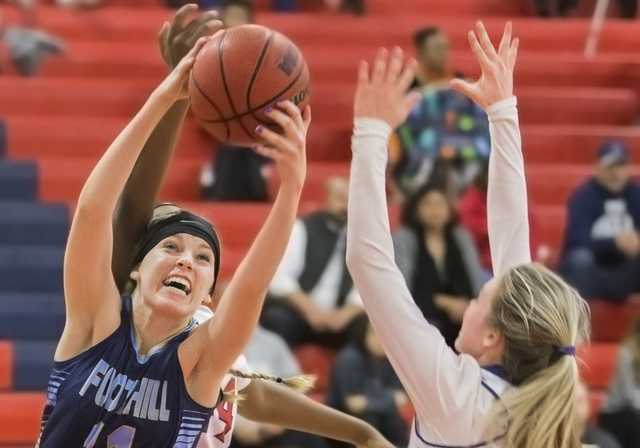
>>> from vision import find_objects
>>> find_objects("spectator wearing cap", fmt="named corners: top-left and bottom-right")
top-left (560, 140), bottom-right (640, 302)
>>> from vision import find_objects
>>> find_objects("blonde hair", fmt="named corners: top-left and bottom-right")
top-left (221, 369), bottom-right (317, 403)
top-left (485, 264), bottom-right (590, 448)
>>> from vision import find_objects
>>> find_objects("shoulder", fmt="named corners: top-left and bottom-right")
top-left (392, 226), bottom-right (418, 244)
top-left (624, 181), bottom-right (640, 197)
top-left (452, 225), bottom-right (474, 244)
top-left (254, 326), bottom-right (290, 355)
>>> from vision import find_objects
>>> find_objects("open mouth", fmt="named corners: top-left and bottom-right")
top-left (162, 276), bottom-right (192, 296)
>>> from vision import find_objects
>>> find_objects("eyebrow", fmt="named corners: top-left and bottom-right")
top-left (198, 244), bottom-right (213, 252)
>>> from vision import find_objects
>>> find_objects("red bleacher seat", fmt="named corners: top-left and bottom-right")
top-left (590, 298), bottom-right (640, 343)
top-left (0, 342), bottom-right (13, 391)
top-left (293, 344), bottom-right (336, 396)
top-left (0, 393), bottom-right (46, 444)
top-left (578, 344), bottom-right (620, 389)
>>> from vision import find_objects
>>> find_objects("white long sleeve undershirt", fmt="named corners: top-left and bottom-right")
top-left (346, 97), bottom-right (527, 447)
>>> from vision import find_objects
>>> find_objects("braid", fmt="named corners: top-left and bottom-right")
top-left (220, 369), bottom-right (317, 402)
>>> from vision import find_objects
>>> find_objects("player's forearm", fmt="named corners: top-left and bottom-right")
top-left (238, 380), bottom-right (379, 446)
top-left (486, 96), bottom-right (531, 276)
top-left (76, 90), bottom-right (174, 221)
top-left (346, 118), bottom-right (481, 425)
top-left (209, 184), bottom-right (301, 369)
top-left (111, 99), bottom-right (190, 292)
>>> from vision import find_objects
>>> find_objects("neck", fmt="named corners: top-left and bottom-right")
top-left (419, 66), bottom-right (450, 86)
top-left (476, 351), bottom-right (503, 368)
top-left (424, 226), bottom-right (445, 238)
top-left (131, 292), bottom-right (192, 356)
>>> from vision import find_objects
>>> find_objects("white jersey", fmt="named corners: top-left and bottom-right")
top-left (193, 306), bottom-right (252, 448)
top-left (347, 97), bottom-right (526, 447)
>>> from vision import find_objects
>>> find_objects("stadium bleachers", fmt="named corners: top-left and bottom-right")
top-left (0, 0), bottom-right (638, 444)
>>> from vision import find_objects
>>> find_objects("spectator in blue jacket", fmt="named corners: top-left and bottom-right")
top-left (560, 140), bottom-right (640, 302)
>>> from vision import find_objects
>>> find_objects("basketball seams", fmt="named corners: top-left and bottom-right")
top-left (218, 31), bottom-right (256, 141)
top-left (188, 25), bottom-right (309, 146)
top-left (200, 64), bottom-right (307, 124)
top-left (243, 32), bottom-right (275, 131)
top-left (190, 70), bottom-right (231, 141)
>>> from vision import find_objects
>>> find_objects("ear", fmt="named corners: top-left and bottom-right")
top-left (130, 265), bottom-right (140, 283)
top-left (483, 326), bottom-right (504, 351)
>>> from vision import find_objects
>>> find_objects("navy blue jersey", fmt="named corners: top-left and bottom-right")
top-left (37, 296), bottom-right (217, 448)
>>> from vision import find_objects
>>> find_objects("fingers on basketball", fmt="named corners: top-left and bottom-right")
top-left (275, 100), bottom-right (304, 131)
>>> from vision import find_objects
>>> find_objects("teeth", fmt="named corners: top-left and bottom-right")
top-left (163, 276), bottom-right (192, 294)
top-left (166, 285), bottom-right (187, 296)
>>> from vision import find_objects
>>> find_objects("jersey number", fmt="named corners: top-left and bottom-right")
top-left (84, 423), bottom-right (136, 448)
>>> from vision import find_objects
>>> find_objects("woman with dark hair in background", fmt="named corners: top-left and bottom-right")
top-left (325, 317), bottom-right (408, 448)
top-left (599, 316), bottom-right (640, 448)
top-left (392, 183), bottom-right (484, 347)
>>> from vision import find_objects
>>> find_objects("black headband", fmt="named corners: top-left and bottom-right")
top-left (132, 211), bottom-right (221, 293)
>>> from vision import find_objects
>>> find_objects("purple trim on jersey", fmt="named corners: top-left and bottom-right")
top-left (481, 365), bottom-right (508, 382)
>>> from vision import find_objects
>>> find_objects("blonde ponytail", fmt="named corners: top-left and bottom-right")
top-left (222, 369), bottom-right (317, 403)
top-left (485, 264), bottom-right (589, 448)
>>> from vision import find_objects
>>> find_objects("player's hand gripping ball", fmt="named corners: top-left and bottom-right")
top-left (188, 25), bottom-right (310, 147)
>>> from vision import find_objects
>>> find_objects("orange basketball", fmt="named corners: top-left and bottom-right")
top-left (188, 25), bottom-right (310, 147)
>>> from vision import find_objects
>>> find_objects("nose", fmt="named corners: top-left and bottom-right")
top-left (176, 255), bottom-right (194, 270)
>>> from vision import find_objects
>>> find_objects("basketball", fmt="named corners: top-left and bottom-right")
top-left (188, 25), bottom-right (310, 147)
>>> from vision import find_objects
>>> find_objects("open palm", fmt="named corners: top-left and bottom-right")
top-left (450, 21), bottom-right (519, 110)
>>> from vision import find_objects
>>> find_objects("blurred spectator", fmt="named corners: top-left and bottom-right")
top-left (4, 27), bottom-right (65, 76)
top-left (230, 326), bottom-right (329, 448)
top-left (534, 0), bottom-right (637, 18)
top-left (219, 0), bottom-right (254, 27)
top-left (0, 1), bottom-right (65, 76)
top-left (560, 140), bottom-right (640, 302)
top-left (576, 380), bottom-right (621, 448)
top-left (200, 0), bottom-right (271, 202)
top-left (388, 28), bottom-right (489, 200)
top-left (599, 317), bottom-right (640, 448)
top-left (261, 177), bottom-right (366, 349)
top-left (410, 27), bottom-right (458, 90)
top-left (457, 160), bottom-right (542, 275)
top-left (392, 183), bottom-right (483, 348)
top-left (273, 0), bottom-right (365, 14)
top-left (534, 0), bottom-right (579, 17)
top-left (325, 317), bottom-right (408, 448)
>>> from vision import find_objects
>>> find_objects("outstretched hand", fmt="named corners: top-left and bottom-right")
top-left (450, 21), bottom-right (519, 110)
top-left (156, 36), bottom-right (208, 103)
top-left (252, 102), bottom-right (311, 193)
top-left (158, 4), bottom-right (223, 71)
top-left (354, 47), bottom-right (422, 130)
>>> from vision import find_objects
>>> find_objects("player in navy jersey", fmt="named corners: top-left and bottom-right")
top-left (37, 23), bottom-right (311, 448)
top-left (98, 7), bottom-right (400, 448)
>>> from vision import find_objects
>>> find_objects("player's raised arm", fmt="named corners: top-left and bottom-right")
top-left (450, 22), bottom-right (527, 276)
top-left (179, 102), bottom-right (310, 406)
top-left (345, 48), bottom-right (485, 431)
top-left (112, 5), bottom-right (222, 292)
top-left (58, 41), bottom-right (207, 362)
